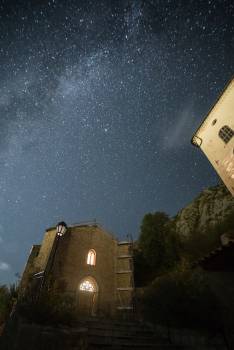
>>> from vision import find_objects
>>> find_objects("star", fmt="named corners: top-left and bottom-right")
top-left (0, 0), bottom-right (232, 284)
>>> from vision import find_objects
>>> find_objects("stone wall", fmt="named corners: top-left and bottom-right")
top-left (19, 245), bottom-right (41, 294)
top-left (49, 225), bottom-right (118, 317)
top-left (34, 228), bottom-right (57, 271)
top-left (19, 223), bottom-right (134, 318)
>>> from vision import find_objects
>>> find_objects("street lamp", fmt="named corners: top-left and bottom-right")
top-left (56, 221), bottom-right (67, 236)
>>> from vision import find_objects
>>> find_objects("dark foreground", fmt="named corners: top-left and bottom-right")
top-left (0, 315), bottom-right (230, 350)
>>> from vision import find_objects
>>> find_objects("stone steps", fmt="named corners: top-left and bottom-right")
top-left (75, 319), bottom-right (227, 350)
top-left (74, 318), bottom-right (168, 349)
top-left (86, 325), bottom-right (160, 338)
top-left (87, 335), bottom-right (167, 346)
top-left (88, 345), bottom-right (227, 350)
top-left (1, 317), bottom-right (228, 350)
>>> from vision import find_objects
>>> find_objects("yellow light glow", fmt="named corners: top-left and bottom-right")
top-left (87, 249), bottom-right (96, 266)
top-left (80, 280), bottom-right (95, 292)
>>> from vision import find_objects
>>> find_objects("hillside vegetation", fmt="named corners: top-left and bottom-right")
top-left (134, 184), bottom-right (234, 329)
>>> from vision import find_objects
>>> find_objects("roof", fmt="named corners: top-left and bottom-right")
top-left (45, 220), bottom-right (120, 241)
top-left (194, 241), bottom-right (234, 271)
top-left (46, 220), bottom-right (100, 232)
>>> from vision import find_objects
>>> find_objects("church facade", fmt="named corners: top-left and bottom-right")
top-left (20, 222), bottom-right (134, 318)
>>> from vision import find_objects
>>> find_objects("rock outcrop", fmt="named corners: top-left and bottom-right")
top-left (173, 184), bottom-right (234, 240)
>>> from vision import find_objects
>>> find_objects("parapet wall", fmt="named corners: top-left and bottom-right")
top-left (19, 245), bottom-right (41, 294)
top-left (34, 228), bottom-right (57, 271)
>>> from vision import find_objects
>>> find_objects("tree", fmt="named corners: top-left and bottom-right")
top-left (140, 269), bottom-right (221, 330)
top-left (138, 212), bottom-right (180, 276)
top-left (0, 285), bottom-right (17, 325)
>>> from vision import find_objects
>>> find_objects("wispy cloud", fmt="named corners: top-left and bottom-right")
top-left (161, 102), bottom-right (197, 150)
top-left (0, 261), bottom-right (11, 271)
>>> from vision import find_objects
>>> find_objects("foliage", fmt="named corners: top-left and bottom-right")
top-left (139, 267), bottom-right (220, 330)
top-left (181, 228), bottom-right (220, 261)
top-left (136, 212), bottom-right (181, 282)
top-left (181, 209), bottom-right (234, 261)
top-left (17, 290), bottom-right (77, 326)
top-left (136, 205), bottom-right (234, 278)
top-left (213, 208), bottom-right (234, 238)
top-left (133, 248), bottom-right (154, 287)
top-left (134, 193), bottom-right (234, 330)
top-left (0, 284), bottom-right (18, 324)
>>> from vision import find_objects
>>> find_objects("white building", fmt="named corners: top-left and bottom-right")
top-left (192, 78), bottom-right (234, 196)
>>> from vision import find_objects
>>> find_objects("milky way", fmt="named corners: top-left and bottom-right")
top-left (0, 0), bottom-right (233, 283)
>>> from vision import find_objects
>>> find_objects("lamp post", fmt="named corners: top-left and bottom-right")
top-left (48, 221), bottom-right (67, 285)
top-left (39, 221), bottom-right (67, 292)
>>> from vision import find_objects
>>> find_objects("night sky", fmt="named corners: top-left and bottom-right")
top-left (0, 0), bottom-right (233, 284)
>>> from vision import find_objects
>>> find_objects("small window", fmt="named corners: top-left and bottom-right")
top-left (87, 249), bottom-right (96, 266)
top-left (212, 119), bottom-right (217, 126)
top-left (219, 125), bottom-right (234, 144)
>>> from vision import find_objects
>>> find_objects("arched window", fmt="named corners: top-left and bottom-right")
top-left (87, 249), bottom-right (96, 266)
top-left (219, 125), bottom-right (234, 144)
top-left (80, 279), bottom-right (95, 292)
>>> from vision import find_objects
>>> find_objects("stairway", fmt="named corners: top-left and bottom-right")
top-left (74, 318), bottom-right (228, 350)
top-left (77, 318), bottom-right (168, 349)
top-left (1, 316), bottom-right (228, 350)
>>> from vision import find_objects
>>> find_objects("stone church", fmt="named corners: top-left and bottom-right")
top-left (20, 221), bottom-right (134, 318)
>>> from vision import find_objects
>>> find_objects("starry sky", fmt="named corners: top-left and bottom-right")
top-left (0, 0), bottom-right (233, 284)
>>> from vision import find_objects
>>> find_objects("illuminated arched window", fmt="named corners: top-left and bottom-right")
top-left (87, 249), bottom-right (96, 266)
top-left (219, 125), bottom-right (234, 144)
top-left (79, 279), bottom-right (96, 292)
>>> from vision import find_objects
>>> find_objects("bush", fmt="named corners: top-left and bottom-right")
top-left (0, 285), bottom-right (17, 325)
top-left (17, 291), bottom-right (77, 326)
top-left (139, 268), bottom-right (221, 330)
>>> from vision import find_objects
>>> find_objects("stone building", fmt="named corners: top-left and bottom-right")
top-left (20, 222), bottom-right (134, 318)
top-left (192, 77), bottom-right (234, 196)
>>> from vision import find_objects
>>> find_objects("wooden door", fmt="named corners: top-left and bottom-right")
top-left (78, 290), bottom-right (98, 316)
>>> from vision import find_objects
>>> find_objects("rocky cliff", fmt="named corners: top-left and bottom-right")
top-left (173, 184), bottom-right (234, 240)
